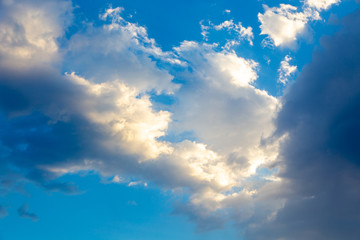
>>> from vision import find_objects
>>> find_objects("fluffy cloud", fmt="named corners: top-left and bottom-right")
top-left (0, 0), bottom-right (285, 235)
top-left (0, 0), bottom-right (72, 67)
top-left (278, 55), bottom-right (297, 85)
top-left (64, 72), bottom-right (173, 161)
top-left (305, 0), bottom-right (341, 11)
top-left (258, 0), bottom-right (342, 48)
top-left (5, 1), bottom-right (358, 239)
top-left (66, 7), bottom-right (180, 94)
top-left (0, 2), bottom-right (176, 193)
top-left (173, 41), bottom-right (277, 154)
top-left (159, 42), bottom-right (283, 229)
top-left (258, 4), bottom-right (319, 47)
top-left (245, 10), bottom-right (360, 240)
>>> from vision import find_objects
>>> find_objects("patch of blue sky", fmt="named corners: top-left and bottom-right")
top-left (0, 173), bottom-right (239, 240)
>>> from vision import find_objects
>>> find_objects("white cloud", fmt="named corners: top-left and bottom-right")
top-left (215, 20), bottom-right (254, 46)
top-left (0, 0), bottom-right (72, 68)
top-left (171, 41), bottom-right (280, 182)
top-left (67, 7), bottom-right (180, 94)
top-left (258, 4), bottom-right (319, 47)
top-left (59, 40), bottom-right (282, 228)
top-left (305, 0), bottom-right (341, 11)
top-left (258, 0), bottom-right (342, 48)
top-left (0, 3), bottom-right (283, 232)
top-left (200, 20), bottom-right (254, 47)
top-left (200, 20), bottom-right (211, 40)
top-left (174, 41), bottom-right (258, 88)
top-left (207, 51), bottom-right (258, 87)
top-left (65, 72), bottom-right (173, 161)
top-left (112, 175), bottom-right (125, 183)
top-left (278, 55), bottom-right (297, 85)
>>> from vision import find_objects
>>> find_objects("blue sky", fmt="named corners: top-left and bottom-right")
top-left (1, 0), bottom-right (360, 239)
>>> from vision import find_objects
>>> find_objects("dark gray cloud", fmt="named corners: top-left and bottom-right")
top-left (0, 67), bottom-right (92, 193)
top-left (172, 201), bottom-right (226, 232)
top-left (245, 9), bottom-right (360, 240)
top-left (18, 203), bottom-right (39, 221)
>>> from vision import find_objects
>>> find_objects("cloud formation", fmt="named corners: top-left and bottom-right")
top-left (18, 203), bottom-right (39, 221)
top-left (0, 1), bottom-right (281, 229)
top-left (258, 4), bottom-right (319, 47)
top-left (258, 0), bottom-right (341, 47)
top-left (278, 55), bottom-right (297, 85)
top-left (305, 0), bottom-right (341, 11)
top-left (0, 0), bottom-right (72, 67)
top-left (245, 9), bottom-right (360, 240)
top-left (2, 0), bottom-right (359, 239)
top-left (200, 19), bottom-right (254, 48)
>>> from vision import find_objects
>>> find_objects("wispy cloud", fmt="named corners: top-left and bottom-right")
top-left (278, 55), bottom-right (297, 85)
top-left (0, 205), bottom-right (8, 218)
top-left (18, 203), bottom-right (39, 221)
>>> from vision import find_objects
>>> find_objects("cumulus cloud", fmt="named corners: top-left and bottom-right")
top-left (0, 2), bottom-right (176, 192)
top-left (258, 0), bottom-right (342, 48)
top-left (258, 4), bottom-right (319, 47)
top-left (18, 203), bottom-right (39, 221)
top-left (305, 0), bottom-right (341, 11)
top-left (64, 72), bottom-right (173, 160)
top-left (245, 10), bottom-right (360, 240)
top-left (173, 42), bottom-right (277, 153)
top-left (66, 7), bottom-right (180, 94)
top-left (0, 0), bottom-right (281, 234)
top-left (154, 41), bottom-right (283, 229)
top-left (0, 0), bottom-right (72, 68)
top-left (278, 55), bottom-right (297, 85)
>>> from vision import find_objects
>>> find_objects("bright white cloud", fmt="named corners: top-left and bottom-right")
top-left (258, 0), bottom-right (342, 48)
top-left (174, 41), bottom-right (258, 88)
top-left (258, 4), bottom-right (319, 47)
top-left (278, 55), bottom-right (297, 85)
top-left (305, 0), bottom-right (341, 11)
top-left (172, 41), bottom-right (279, 181)
top-left (65, 72), bottom-right (173, 160)
top-left (207, 51), bottom-right (258, 87)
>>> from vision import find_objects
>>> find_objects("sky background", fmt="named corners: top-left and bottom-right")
top-left (1, 0), bottom-right (360, 239)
